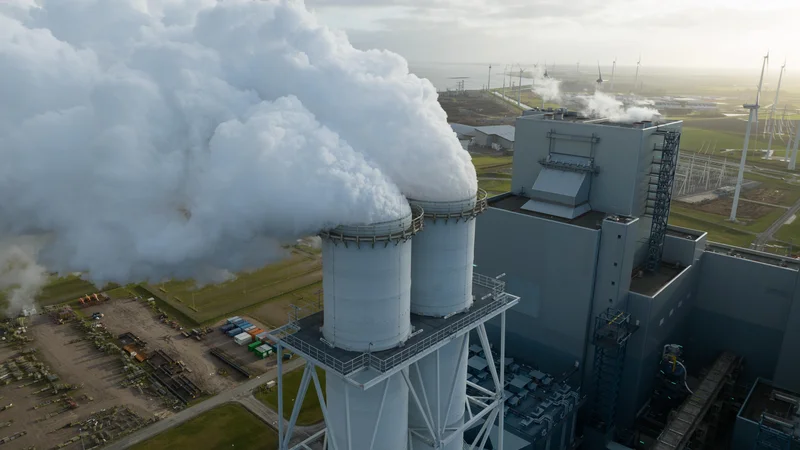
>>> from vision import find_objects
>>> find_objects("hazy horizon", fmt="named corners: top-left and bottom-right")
top-left (308, 0), bottom-right (799, 71)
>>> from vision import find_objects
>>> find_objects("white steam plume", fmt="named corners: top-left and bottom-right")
top-left (0, 0), bottom-right (477, 285)
top-left (0, 237), bottom-right (48, 316)
top-left (579, 92), bottom-right (661, 123)
top-left (530, 65), bottom-right (561, 103)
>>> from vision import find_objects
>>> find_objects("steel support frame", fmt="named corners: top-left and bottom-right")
top-left (405, 313), bottom-right (508, 449)
top-left (275, 309), bottom-right (512, 450)
top-left (271, 294), bottom-right (517, 393)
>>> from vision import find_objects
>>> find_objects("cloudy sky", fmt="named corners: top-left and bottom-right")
top-left (307, 0), bottom-right (799, 69)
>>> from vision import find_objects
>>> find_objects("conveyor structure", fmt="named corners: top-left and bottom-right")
top-left (652, 351), bottom-right (741, 449)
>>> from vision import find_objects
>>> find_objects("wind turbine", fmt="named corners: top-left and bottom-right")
top-left (633, 54), bottom-right (641, 93)
top-left (730, 53), bottom-right (769, 222)
top-left (754, 51), bottom-right (769, 142)
top-left (595, 62), bottom-right (604, 91)
top-left (610, 57), bottom-right (617, 92)
top-left (767, 60), bottom-right (785, 159)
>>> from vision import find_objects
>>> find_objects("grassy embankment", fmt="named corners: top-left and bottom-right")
top-left (256, 366), bottom-right (326, 426)
top-left (131, 403), bottom-right (278, 450)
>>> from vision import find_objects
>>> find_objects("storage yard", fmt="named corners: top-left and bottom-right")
top-left (0, 288), bottom-right (288, 449)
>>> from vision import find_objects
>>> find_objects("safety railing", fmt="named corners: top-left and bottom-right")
top-left (271, 272), bottom-right (518, 378)
top-left (368, 291), bottom-right (518, 373)
top-left (319, 205), bottom-right (424, 246)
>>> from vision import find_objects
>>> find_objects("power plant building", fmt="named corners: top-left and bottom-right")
top-left (270, 110), bottom-right (800, 450)
top-left (474, 113), bottom-right (800, 448)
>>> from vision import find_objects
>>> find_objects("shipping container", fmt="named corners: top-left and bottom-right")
top-left (220, 323), bottom-right (235, 332)
top-left (239, 322), bottom-right (252, 329)
top-left (255, 331), bottom-right (270, 342)
top-left (242, 325), bottom-right (256, 332)
top-left (255, 345), bottom-right (272, 359)
top-left (248, 340), bottom-right (262, 351)
top-left (226, 327), bottom-right (243, 337)
top-left (234, 332), bottom-right (252, 346)
top-left (227, 316), bottom-right (241, 324)
top-left (231, 318), bottom-right (245, 326)
top-left (246, 328), bottom-right (263, 338)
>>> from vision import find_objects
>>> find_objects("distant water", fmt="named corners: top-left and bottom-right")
top-left (409, 63), bottom-right (495, 92)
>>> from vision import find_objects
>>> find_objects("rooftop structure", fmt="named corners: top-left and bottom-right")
top-left (733, 379), bottom-right (800, 450)
top-left (473, 111), bottom-right (800, 449)
top-left (472, 125), bottom-right (516, 151)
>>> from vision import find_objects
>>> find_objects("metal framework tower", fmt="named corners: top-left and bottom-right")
top-left (589, 308), bottom-right (635, 436)
top-left (753, 414), bottom-right (794, 450)
top-left (646, 130), bottom-right (681, 272)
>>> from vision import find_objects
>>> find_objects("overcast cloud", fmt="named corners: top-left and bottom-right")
top-left (307, 0), bottom-right (799, 69)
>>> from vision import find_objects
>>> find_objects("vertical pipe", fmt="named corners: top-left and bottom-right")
top-left (731, 106), bottom-right (758, 221)
top-left (277, 343), bottom-right (284, 449)
top-left (498, 311), bottom-right (506, 450)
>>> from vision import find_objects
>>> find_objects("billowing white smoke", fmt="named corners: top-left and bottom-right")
top-left (0, 0), bottom-right (477, 285)
top-left (0, 237), bottom-right (48, 315)
top-left (530, 66), bottom-right (561, 104)
top-left (579, 92), bottom-right (661, 123)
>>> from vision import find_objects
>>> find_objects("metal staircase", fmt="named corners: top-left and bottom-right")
top-left (589, 308), bottom-right (635, 435)
top-left (646, 130), bottom-right (682, 272)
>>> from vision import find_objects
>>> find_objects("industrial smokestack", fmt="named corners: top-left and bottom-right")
top-left (407, 191), bottom-right (488, 450)
top-left (319, 204), bottom-right (424, 449)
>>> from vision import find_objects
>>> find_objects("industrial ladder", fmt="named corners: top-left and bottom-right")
top-left (646, 130), bottom-right (682, 272)
top-left (753, 414), bottom-right (795, 450)
top-left (589, 308), bottom-right (634, 435)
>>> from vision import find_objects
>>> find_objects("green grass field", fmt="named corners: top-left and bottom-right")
top-left (131, 403), bottom-right (278, 450)
top-left (479, 179), bottom-right (512, 195)
top-left (775, 214), bottom-right (800, 243)
top-left (668, 212), bottom-right (755, 248)
top-left (0, 274), bottom-right (98, 315)
top-left (257, 367), bottom-right (326, 426)
top-left (680, 127), bottom-right (745, 152)
top-left (471, 155), bottom-right (513, 171)
top-left (149, 250), bottom-right (322, 325)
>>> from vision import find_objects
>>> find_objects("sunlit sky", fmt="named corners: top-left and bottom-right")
top-left (308, 0), bottom-right (799, 69)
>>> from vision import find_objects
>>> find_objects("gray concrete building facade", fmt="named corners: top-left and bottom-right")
top-left (473, 112), bottom-right (800, 447)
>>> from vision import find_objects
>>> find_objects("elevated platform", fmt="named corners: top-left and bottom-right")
top-left (268, 273), bottom-right (519, 390)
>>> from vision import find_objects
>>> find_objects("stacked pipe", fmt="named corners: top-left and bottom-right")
top-left (320, 205), bottom-right (423, 450)
top-left (407, 190), bottom-right (488, 450)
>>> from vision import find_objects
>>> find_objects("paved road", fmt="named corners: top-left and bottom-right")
top-left (754, 196), bottom-right (800, 250)
top-left (738, 197), bottom-right (790, 209)
top-left (238, 394), bottom-right (325, 444)
top-left (106, 358), bottom-right (307, 450)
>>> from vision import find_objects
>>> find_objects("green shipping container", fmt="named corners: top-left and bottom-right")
top-left (248, 340), bottom-right (262, 351)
